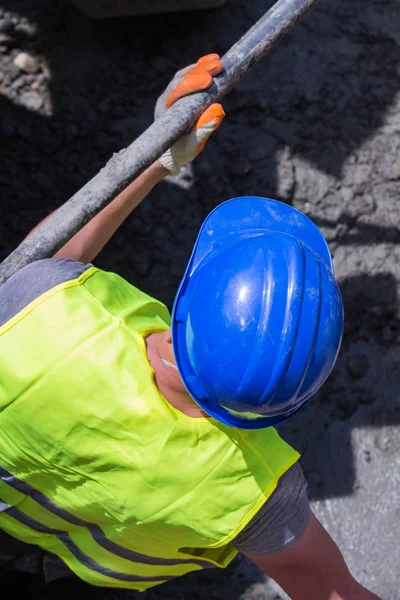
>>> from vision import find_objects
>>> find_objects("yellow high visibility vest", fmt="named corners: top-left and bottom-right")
top-left (0, 267), bottom-right (299, 590)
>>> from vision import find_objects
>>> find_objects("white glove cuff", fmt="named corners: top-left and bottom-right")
top-left (158, 150), bottom-right (181, 176)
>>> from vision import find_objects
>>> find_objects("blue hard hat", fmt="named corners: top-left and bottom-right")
top-left (171, 197), bottom-right (344, 429)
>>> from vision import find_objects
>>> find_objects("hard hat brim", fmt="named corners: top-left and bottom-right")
top-left (188, 197), bottom-right (333, 276)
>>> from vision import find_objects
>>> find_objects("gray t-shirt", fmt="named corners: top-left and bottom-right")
top-left (0, 259), bottom-right (310, 579)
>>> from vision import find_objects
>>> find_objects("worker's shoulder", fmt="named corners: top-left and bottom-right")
top-left (0, 258), bottom-right (92, 327)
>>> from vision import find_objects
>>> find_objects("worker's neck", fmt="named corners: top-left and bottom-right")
top-left (145, 331), bottom-right (208, 419)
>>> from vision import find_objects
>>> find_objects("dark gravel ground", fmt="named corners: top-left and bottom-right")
top-left (0, 0), bottom-right (399, 598)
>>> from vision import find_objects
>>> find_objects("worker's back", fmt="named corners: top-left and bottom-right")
top-left (0, 259), bottom-right (298, 590)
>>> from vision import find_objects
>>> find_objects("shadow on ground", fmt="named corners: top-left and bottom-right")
top-left (0, 0), bottom-right (399, 597)
top-left (0, 0), bottom-right (399, 270)
top-left (280, 272), bottom-right (400, 500)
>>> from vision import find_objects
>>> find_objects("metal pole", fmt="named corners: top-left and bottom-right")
top-left (0, 0), bottom-right (319, 284)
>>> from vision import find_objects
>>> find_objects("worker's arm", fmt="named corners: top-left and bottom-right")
top-left (53, 161), bottom-right (168, 263)
top-left (47, 54), bottom-right (225, 264)
top-left (245, 511), bottom-right (381, 600)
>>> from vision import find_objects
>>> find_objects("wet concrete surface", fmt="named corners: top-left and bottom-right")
top-left (0, 0), bottom-right (399, 598)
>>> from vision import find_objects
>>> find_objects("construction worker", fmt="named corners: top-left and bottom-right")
top-left (0, 55), bottom-right (380, 600)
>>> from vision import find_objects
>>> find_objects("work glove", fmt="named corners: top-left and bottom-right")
top-left (155, 54), bottom-right (225, 176)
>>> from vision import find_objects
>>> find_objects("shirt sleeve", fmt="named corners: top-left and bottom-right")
top-left (0, 258), bottom-right (92, 327)
top-left (232, 462), bottom-right (310, 556)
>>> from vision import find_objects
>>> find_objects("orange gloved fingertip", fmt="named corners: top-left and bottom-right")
top-left (165, 55), bottom-right (223, 109)
top-left (197, 53), bottom-right (221, 63)
top-left (194, 104), bottom-right (225, 157)
top-left (166, 71), bottom-right (213, 108)
top-left (198, 55), bottom-right (223, 76)
top-left (196, 103), bottom-right (225, 129)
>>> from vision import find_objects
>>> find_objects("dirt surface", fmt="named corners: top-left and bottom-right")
top-left (0, 0), bottom-right (399, 598)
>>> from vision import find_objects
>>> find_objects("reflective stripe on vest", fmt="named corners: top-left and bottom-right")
top-left (0, 267), bottom-right (299, 590)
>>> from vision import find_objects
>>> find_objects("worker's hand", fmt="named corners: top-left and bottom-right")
top-left (155, 54), bottom-right (225, 175)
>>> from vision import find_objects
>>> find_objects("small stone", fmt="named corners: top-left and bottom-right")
top-left (22, 74), bottom-right (36, 84)
top-left (346, 354), bottom-right (370, 379)
top-left (13, 51), bottom-right (39, 74)
top-left (0, 33), bottom-right (14, 46)
top-left (341, 187), bottom-right (353, 203)
top-left (15, 23), bottom-right (37, 40)
top-left (10, 77), bottom-right (26, 92)
top-left (353, 163), bottom-right (371, 187)
top-left (7, 63), bottom-right (20, 81)
top-left (390, 160), bottom-right (400, 180)
top-left (19, 90), bottom-right (43, 111)
top-left (374, 429), bottom-right (396, 453)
